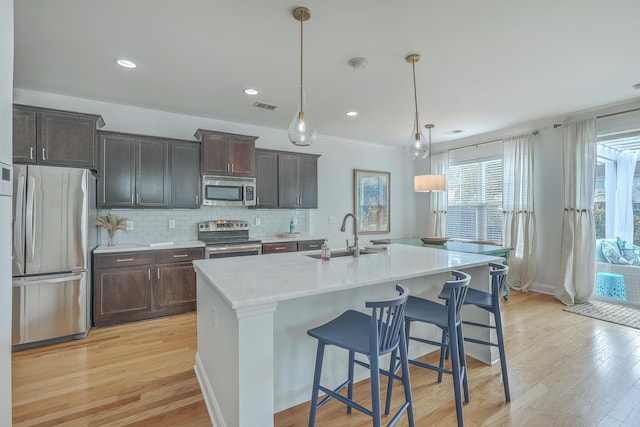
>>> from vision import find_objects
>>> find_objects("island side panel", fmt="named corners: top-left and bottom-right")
top-left (195, 272), bottom-right (277, 427)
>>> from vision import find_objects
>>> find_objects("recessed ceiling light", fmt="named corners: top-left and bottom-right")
top-left (115, 59), bottom-right (137, 69)
top-left (633, 83), bottom-right (640, 90)
top-left (345, 111), bottom-right (358, 117)
top-left (243, 88), bottom-right (259, 96)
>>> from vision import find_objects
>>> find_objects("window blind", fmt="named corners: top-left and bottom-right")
top-left (447, 142), bottom-right (503, 242)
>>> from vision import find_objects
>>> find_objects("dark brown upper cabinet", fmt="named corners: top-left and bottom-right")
top-left (171, 141), bottom-right (201, 208)
top-left (255, 149), bottom-right (279, 208)
top-left (13, 104), bottom-right (104, 169)
top-left (98, 131), bottom-right (171, 208)
top-left (195, 129), bottom-right (257, 177)
top-left (255, 149), bottom-right (319, 209)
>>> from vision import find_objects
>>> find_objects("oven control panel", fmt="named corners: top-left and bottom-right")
top-left (198, 220), bottom-right (250, 232)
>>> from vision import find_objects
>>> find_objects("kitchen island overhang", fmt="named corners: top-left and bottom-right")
top-left (193, 244), bottom-right (503, 427)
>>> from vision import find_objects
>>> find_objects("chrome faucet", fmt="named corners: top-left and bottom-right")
top-left (340, 213), bottom-right (360, 257)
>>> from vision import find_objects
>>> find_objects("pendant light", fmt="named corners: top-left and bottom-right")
top-left (405, 54), bottom-right (428, 160)
top-left (414, 124), bottom-right (446, 192)
top-left (288, 7), bottom-right (316, 146)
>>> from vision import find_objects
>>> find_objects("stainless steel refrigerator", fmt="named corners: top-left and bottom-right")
top-left (12, 165), bottom-right (97, 349)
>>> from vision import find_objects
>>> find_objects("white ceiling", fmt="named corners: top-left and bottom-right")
top-left (13, 0), bottom-right (640, 147)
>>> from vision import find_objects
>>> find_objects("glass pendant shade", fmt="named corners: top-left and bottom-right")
top-left (406, 114), bottom-right (429, 160)
top-left (288, 87), bottom-right (316, 146)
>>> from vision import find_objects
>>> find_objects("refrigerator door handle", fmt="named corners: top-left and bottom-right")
top-left (14, 175), bottom-right (26, 273)
top-left (25, 176), bottom-right (36, 262)
top-left (13, 274), bottom-right (84, 287)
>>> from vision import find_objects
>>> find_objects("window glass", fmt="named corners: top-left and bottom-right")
top-left (447, 143), bottom-right (503, 243)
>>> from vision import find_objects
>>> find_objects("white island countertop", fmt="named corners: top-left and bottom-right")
top-left (193, 243), bottom-right (501, 310)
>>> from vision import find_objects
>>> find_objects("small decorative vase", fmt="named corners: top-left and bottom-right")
top-left (107, 232), bottom-right (117, 246)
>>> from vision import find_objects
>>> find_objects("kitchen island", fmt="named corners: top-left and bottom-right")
top-left (193, 243), bottom-right (503, 427)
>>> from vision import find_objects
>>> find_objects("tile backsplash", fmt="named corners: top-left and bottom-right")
top-left (97, 207), bottom-right (309, 245)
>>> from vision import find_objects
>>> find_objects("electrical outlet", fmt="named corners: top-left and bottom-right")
top-left (329, 216), bottom-right (336, 224)
top-left (168, 219), bottom-right (176, 229)
top-left (255, 217), bottom-right (261, 226)
top-left (126, 220), bottom-right (134, 231)
top-left (292, 217), bottom-right (298, 225)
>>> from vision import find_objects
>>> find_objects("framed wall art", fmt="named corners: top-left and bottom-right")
top-left (353, 169), bottom-right (390, 234)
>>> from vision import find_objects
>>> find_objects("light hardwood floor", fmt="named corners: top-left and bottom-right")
top-left (12, 291), bottom-right (640, 426)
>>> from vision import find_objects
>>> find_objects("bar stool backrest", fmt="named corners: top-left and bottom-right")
top-left (442, 271), bottom-right (472, 325)
top-left (489, 262), bottom-right (509, 304)
top-left (366, 284), bottom-right (409, 357)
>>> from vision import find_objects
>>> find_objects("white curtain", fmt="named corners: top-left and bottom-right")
top-left (502, 134), bottom-right (536, 291)
top-left (427, 151), bottom-right (448, 237)
top-left (556, 119), bottom-right (597, 305)
top-left (614, 150), bottom-right (639, 243)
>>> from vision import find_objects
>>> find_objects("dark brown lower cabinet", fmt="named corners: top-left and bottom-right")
top-left (93, 248), bottom-right (203, 327)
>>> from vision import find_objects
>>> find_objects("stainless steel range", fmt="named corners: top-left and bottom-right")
top-left (198, 220), bottom-right (262, 258)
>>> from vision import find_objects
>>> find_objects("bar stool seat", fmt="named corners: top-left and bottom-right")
top-left (307, 284), bottom-right (414, 427)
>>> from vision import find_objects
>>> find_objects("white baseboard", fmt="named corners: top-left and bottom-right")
top-left (194, 353), bottom-right (225, 427)
top-left (528, 282), bottom-right (556, 295)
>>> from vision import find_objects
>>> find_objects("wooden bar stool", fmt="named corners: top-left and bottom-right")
top-left (307, 284), bottom-right (414, 427)
top-left (440, 262), bottom-right (511, 401)
top-left (387, 271), bottom-right (471, 427)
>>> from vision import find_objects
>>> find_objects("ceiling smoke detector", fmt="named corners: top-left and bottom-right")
top-left (348, 57), bottom-right (369, 70)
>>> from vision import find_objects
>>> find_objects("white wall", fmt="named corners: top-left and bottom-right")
top-left (13, 89), bottom-right (417, 247)
top-left (1, 0), bottom-right (13, 424)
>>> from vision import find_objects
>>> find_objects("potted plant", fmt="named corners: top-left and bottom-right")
top-left (96, 214), bottom-right (128, 246)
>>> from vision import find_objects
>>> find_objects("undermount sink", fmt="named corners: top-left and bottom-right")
top-left (304, 249), bottom-right (377, 259)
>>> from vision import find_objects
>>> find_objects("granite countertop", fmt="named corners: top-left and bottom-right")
top-left (193, 243), bottom-right (501, 310)
top-left (258, 235), bottom-right (327, 244)
top-left (94, 240), bottom-right (205, 254)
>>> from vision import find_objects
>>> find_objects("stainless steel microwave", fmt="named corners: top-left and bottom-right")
top-left (201, 176), bottom-right (256, 207)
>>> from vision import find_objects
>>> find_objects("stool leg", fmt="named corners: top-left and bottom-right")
top-left (448, 325), bottom-right (465, 427)
top-left (457, 323), bottom-right (469, 403)
top-left (384, 347), bottom-right (398, 416)
top-left (308, 342), bottom-right (325, 427)
top-left (437, 328), bottom-right (447, 383)
top-left (370, 350), bottom-right (382, 427)
top-left (399, 328), bottom-right (416, 427)
top-left (347, 350), bottom-right (355, 414)
top-left (494, 309), bottom-right (511, 401)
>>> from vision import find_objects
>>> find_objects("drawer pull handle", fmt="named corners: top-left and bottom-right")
top-left (274, 247), bottom-right (286, 251)
top-left (308, 245), bottom-right (319, 248)
top-left (116, 258), bottom-right (134, 262)
top-left (173, 254), bottom-right (189, 258)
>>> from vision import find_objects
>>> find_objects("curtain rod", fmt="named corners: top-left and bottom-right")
top-left (447, 130), bottom-right (539, 152)
top-left (554, 106), bottom-right (640, 128)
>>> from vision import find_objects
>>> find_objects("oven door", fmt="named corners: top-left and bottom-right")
top-left (205, 243), bottom-right (262, 259)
